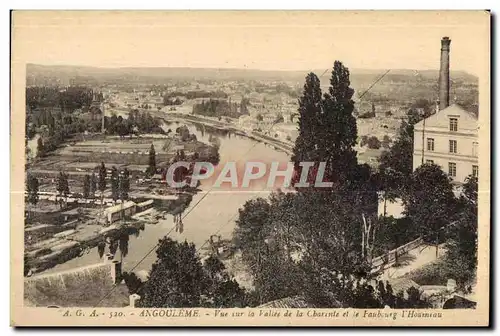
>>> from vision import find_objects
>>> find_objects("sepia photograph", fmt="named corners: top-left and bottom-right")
top-left (10, 10), bottom-right (490, 326)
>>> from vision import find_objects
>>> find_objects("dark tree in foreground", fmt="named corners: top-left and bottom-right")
top-left (403, 163), bottom-right (457, 256)
top-left (291, 72), bottom-right (323, 183)
top-left (445, 176), bottom-right (478, 287)
top-left (320, 61), bottom-right (358, 184)
top-left (138, 238), bottom-right (246, 308)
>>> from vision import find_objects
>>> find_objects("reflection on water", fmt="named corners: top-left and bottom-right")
top-left (41, 121), bottom-right (290, 275)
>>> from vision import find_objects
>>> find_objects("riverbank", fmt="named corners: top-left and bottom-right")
top-left (160, 112), bottom-right (294, 155)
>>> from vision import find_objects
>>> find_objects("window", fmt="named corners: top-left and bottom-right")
top-left (427, 138), bottom-right (435, 151)
top-left (472, 142), bottom-right (478, 157)
top-left (449, 140), bottom-right (457, 154)
top-left (449, 118), bottom-right (458, 131)
top-left (426, 159), bottom-right (434, 164)
top-left (448, 162), bottom-right (457, 177)
top-left (472, 165), bottom-right (479, 178)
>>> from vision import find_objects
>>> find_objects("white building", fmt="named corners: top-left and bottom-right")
top-left (413, 104), bottom-right (479, 183)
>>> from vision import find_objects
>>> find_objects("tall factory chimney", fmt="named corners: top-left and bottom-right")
top-left (439, 37), bottom-right (451, 110)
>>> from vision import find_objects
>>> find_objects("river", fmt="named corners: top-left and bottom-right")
top-left (41, 120), bottom-right (290, 276)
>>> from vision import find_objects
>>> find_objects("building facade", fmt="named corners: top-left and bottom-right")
top-left (413, 104), bottom-right (479, 183)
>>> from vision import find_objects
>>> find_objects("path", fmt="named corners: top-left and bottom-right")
top-left (380, 243), bottom-right (447, 280)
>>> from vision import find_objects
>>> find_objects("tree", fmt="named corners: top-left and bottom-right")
top-left (36, 137), bottom-right (44, 158)
top-left (378, 106), bottom-right (430, 197)
top-left (256, 114), bottom-right (263, 122)
top-left (319, 61), bottom-right (358, 184)
top-left (119, 168), bottom-right (130, 202)
top-left (138, 238), bottom-right (246, 308)
top-left (148, 144), bottom-right (156, 176)
top-left (83, 174), bottom-right (90, 199)
top-left (291, 72), bottom-right (323, 179)
top-left (381, 135), bottom-right (392, 149)
top-left (445, 176), bottom-right (478, 286)
top-left (110, 166), bottom-right (119, 203)
top-left (403, 163), bottom-right (457, 257)
top-left (56, 171), bottom-right (70, 207)
top-left (26, 174), bottom-right (39, 218)
top-left (90, 172), bottom-right (97, 199)
top-left (366, 136), bottom-right (381, 149)
top-left (233, 198), bottom-right (271, 272)
top-left (98, 162), bottom-right (107, 204)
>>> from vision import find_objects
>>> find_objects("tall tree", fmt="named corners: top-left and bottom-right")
top-left (403, 163), bottom-right (457, 257)
top-left (110, 166), bottom-right (119, 203)
top-left (291, 72), bottom-right (323, 182)
top-left (83, 174), bottom-right (90, 199)
top-left (148, 144), bottom-right (156, 176)
top-left (98, 162), bottom-right (107, 204)
top-left (320, 61), bottom-right (358, 184)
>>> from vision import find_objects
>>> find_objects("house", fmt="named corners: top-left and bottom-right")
top-left (105, 201), bottom-right (137, 224)
top-left (413, 104), bottom-right (478, 183)
top-left (412, 37), bottom-right (479, 184)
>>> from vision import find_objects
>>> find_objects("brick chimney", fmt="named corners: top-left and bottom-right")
top-left (439, 37), bottom-right (451, 110)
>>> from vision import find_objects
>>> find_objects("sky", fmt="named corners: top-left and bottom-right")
top-left (12, 11), bottom-right (490, 76)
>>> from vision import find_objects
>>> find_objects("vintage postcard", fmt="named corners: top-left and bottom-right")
top-left (11, 10), bottom-right (491, 326)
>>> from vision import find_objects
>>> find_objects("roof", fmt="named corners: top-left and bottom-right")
top-left (105, 201), bottom-right (136, 215)
top-left (415, 103), bottom-right (478, 128)
top-left (257, 296), bottom-right (313, 308)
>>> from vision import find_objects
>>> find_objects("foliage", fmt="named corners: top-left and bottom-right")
top-left (403, 163), bottom-right (457, 246)
top-left (36, 137), bottom-right (45, 158)
top-left (90, 172), bottom-right (97, 198)
top-left (366, 136), bottom-right (381, 149)
top-left (192, 99), bottom-right (241, 118)
top-left (147, 144), bottom-right (156, 176)
top-left (119, 168), bottom-right (130, 201)
top-left (83, 175), bottom-right (90, 198)
top-left (110, 167), bottom-right (119, 202)
top-left (138, 238), bottom-right (246, 308)
top-left (26, 174), bottom-right (39, 207)
top-left (106, 110), bottom-right (165, 136)
top-left (378, 103), bottom-right (431, 197)
top-left (122, 271), bottom-right (144, 295)
top-left (56, 171), bottom-right (70, 200)
top-left (444, 176), bottom-right (478, 286)
top-left (98, 162), bottom-right (107, 195)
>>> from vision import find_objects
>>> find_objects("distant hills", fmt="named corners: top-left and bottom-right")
top-left (26, 63), bottom-right (478, 86)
